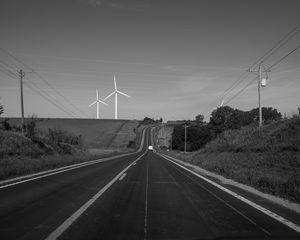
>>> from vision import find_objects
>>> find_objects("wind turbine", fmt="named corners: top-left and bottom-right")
top-left (89, 89), bottom-right (107, 119)
top-left (104, 75), bottom-right (130, 120)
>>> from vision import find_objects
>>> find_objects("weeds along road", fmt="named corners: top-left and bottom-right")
top-left (0, 127), bottom-right (299, 240)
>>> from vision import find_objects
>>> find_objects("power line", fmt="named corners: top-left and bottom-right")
top-left (223, 77), bottom-right (257, 106)
top-left (0, 48), bottom-right (88, 118)
top-left (267, 45), bottom-right (300, 70)
top-left (248, 23), bottom-right (300, 70)
top-left (225, 42), bottom-right (300, 107)
top-left (23, 81), bottom-right (78, 118)
top-left (217, 23), bottom-right (300, 103)
top-left (220, 72), bottom-right (250, 100)
top-left (24, 76), bottom-right (79, 118)
top-left (0, 65), bottom-right (79, 118)
top-left (0, 59), bottom-right (17, 72)
top-left (0, 66), bottom-right (18, 78)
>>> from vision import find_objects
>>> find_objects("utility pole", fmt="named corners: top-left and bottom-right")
top-left (18, 69), bottom-right (25, 133)
top-left (248, 62), bottom-right (270, 128)
top-left (258, 63), bottom-right (262, 127)
top-left (184, 124), bottom-right (188, 153)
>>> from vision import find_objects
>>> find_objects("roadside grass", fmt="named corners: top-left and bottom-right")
top-left (0, 151), bottom-right (121, 181)
top-left (109, 120), bottom-right (139, 150)
top-left (7, 118), bottom-right (128, 149)
top-left (0, 130), bottom-right (45, 158)
top-left (161, 117), bottom-right (300, 203)
top-left (0, 119), bottom-right (143, 181)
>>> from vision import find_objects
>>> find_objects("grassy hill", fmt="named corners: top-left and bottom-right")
top-left (0, 118), bottom-right (141, 180)
top-left (6, 118), bottom-right (133, 149)
top-left (160, 117), bottom-right (300, 203)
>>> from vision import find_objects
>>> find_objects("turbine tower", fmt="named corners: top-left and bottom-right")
top-left (104, 75), bottom-right (130, 120)
top-left (89, 89), bottom-right (107, 119)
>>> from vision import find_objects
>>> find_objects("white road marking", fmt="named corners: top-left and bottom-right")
top-left (144, 159), bottom-right (149, 240)
top-left (159, 153), bottom-right (300, 234)
top-left (119, 173), bottom-right (127, 181)
top-left (44, 129), bottom-right (149, 240)
top-left (0, 128), bottom-right (147, 189)
top-left (166, 159), bottom-right (270, 235)
top-left (0, 159), bottom-right (111, 189)
top-left (45, 151), bottom-right (148, 240)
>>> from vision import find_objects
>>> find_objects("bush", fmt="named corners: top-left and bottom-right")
top-left (25, 119), bottom-right (37, 140)
top-left (1, 119), bottom-right (11, 130)
top-left (0, 103), bottom-right (3, 116)
top-left (0, 130), bottom-right (45, 158)
top-left (127, 140), bottom-right (136, 149)
top-left (172, 124), bottom-right (212, 151)
top-left (46, 128), bottom-right (82, 154)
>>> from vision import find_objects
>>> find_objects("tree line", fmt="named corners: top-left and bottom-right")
top-left (171, 106), bottom-right (281, 152)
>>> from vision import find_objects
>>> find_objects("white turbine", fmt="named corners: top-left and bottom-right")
top-left (89, 89), bottom-right (107, 119)
top-left (104, 75), bottom-right (130, 120)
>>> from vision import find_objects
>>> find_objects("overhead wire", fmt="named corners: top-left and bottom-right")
top-left (23, 80), bottom-right (78, 118)
top-left (267, 45), bottom-right (300, 70)
top-left (0, 48), bottom-right (88, 118)
top-left (24, 76), bottom-right (79, 118)
top-left (220, 71), bottom-right (250, 100)
top-left (247, 23), bottom-right (300, 70)
top-left (0, 63), bottom-right (78, 118)
top-left (0, 59), bottom-right (17, 73)
top-left (214, 23), bottom-right (300, 108)
top-left (223, 77), bottom-right (257, 106)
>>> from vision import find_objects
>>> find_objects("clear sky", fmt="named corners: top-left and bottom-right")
top-left (0, 0), bottom-right (299, 121)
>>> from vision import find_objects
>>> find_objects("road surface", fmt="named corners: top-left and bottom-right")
top-left (0, 128), bottom-right (299, 239)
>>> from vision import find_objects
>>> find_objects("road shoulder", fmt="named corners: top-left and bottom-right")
top-left (158, 152), bottom-right (300, 226)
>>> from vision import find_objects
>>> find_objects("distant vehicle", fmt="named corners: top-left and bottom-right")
top-left (148, 145), bottom-right (153, 151)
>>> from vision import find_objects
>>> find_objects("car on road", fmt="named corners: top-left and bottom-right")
top-left (148, 145), bottom-right (153, 151)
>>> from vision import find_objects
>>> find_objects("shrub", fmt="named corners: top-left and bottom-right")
top-left (47, 128), bottom-right (82, 146)
top-left (0, 130), bottom-right (44, 158)
top-left (1, 118), bottom-right (11, 130)
top-left (25, 119), bottom-right (37, 140)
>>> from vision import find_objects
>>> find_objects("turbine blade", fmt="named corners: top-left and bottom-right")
top-left (114, 74), bottom-right (117, 91)
top-left (96, 89), bottom-right (99, 100)
top-left (103, 91), bottom-right (115, 101)
top-left (98, 100), bottom-right (108, 105)
top-left (89, 101), bottom-right (97, 107)
top-left (117, 91), bottom-right (130, 98)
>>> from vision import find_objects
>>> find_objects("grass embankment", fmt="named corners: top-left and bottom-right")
top-left (0, 119), bottom-right (142, 181)
top-left (23, 118), bottom-right (128, 148)
top-left (162, 117), bottom-right (300, 203)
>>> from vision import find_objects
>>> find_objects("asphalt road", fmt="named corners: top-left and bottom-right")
top-left (0, 128), bottom-right (299, 240)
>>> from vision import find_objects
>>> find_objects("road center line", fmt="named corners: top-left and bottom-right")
top-left (44, 154), bottom-right (145, 240)
top-left (144, 158), bottom-right (149, 240)
top-left (44, 128), bottom-right (148, 240)
top-left (158, 153), bottom-right (300, 234)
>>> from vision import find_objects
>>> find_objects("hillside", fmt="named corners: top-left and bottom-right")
top-left (160, 117), bottom-right (300, 203)
top-left (6, 118), bottom-right (131, 149)
top-left (0, 118), bottom-right (141, 180)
